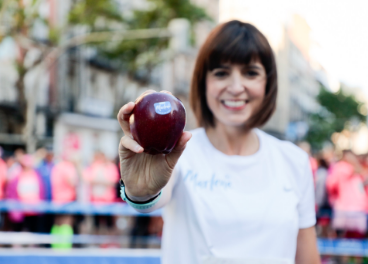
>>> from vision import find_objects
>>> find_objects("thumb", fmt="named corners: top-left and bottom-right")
top-left (165, 131), bottom-right (192, 170)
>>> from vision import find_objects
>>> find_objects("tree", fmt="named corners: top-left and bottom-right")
top-left (0, 0), bottom-right (209, 122)
top-left (0, 0), bottom-right (210, 151)
top-left (80, 0), bottom-right (211, 83)
top-left (0, 0), bottom-right (49, 127)
top-left (306, 84), bottom-right (366, 150)
top-left (0, 0), bottom-right (122, 131)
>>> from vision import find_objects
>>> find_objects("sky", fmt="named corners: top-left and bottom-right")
top-left (219, 0), bottom-right (368, 96)
top-left (293, 0), bottom-right (368, 94)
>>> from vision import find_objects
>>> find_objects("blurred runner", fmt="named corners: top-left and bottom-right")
top-left (0, 147), bottom-right (7, 230)
top-left (36, 147), bottom-right (55, 234)
top-left (0, 147), bottom-right (6, 200)
top-left (50, 153), bottom-right (79, 249)
top-left (84, 151), bottom-right (119, 236)
top-left (327, 150), bottom-right (367, 237)
top-left (6, 154), bottom-right (45, 233)
top-left (315, 157), bottom-right (331, 239)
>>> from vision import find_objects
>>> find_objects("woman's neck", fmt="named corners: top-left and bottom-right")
top-left (205, 123), bottom-right (260, 156)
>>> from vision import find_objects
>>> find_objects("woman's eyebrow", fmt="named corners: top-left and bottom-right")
top-left (247, 65), bottom-right (262, 70)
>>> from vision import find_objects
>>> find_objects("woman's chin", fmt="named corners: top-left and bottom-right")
top-left (216, 118), bottom-right (250, 128)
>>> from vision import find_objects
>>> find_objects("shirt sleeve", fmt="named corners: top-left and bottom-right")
top-left (298, 157), bottom-right (317, 229)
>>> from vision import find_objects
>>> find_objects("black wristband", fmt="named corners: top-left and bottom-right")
top-left (120, 179), bottom-right (161, 204)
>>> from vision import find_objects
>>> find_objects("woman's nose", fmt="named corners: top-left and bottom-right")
top-left (227, 72), bottom-right (244, 95)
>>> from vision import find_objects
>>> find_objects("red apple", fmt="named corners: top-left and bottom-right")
top-left (129, 92), bottom-right (186, 155)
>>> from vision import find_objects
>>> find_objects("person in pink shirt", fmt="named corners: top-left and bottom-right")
top-left (6, 154), bottom-right (45, 232)
top-left (50, 154), bottom-right (79, 244)
top-left (326, 150), bottom-right (367, 239)
top-left (0, 156), bottom-right (7, 200)
top-left (84, 151), bottom-right (119, 235)
top-left (51, 158), bottom-right (78, 204)
top-left (0, 147), bottom-right (7, 231)
top-left (84, 151), bottom-right (119, 204)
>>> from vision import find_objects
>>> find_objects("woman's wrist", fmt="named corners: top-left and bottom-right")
top-left (120, 179), bottom-right (162, 209)
top-left (121, 179), bottom-right (161, 202)
top-left (125, 189), bottom-right (161, 202)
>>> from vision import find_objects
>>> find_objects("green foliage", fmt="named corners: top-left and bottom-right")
top-left (1, 0), bottom-right (44, 37)
top-left (68, 0), bottom-right (123, 28)
top-left (2, 0), bottom-right (210, 83)
top-left (14, 61), bottom-right (26, 77)
top-left (319, 85), bottom-right (366, 128)
top-left (306, 84), bottom-right (366, 150)
top-left (48, 26), bottom-right (61, 45)
top-left (0, 0), bottom-right (127, 111)
top-left (93, 0), bottom-right (211, 83)
top-left (0, 0), bottom-right (48, 77)
top-left (1, 0), bottom-right (210, 105)
top-left (126, 0), bottom-right (210, 29)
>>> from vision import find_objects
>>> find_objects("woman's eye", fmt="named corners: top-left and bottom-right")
top-left (213, 71), bottom-right (228, 77)
top-left (246, 71), bottom-right (259, 77)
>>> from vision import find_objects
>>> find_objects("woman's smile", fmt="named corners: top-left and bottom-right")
top-left (221, 99), bottom-right (249, 110)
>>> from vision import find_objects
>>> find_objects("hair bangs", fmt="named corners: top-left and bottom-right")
top-left (206, 24), bottom-right (261, 71)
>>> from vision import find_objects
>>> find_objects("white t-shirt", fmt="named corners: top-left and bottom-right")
top-left (161, 128), bottom-right (316, 264)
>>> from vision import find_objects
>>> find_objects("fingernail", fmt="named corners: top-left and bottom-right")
top-left (136, 146), bottom-right (143, 152)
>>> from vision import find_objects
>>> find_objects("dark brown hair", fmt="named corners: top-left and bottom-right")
top-left (190, 20), bottom-right (278, 129)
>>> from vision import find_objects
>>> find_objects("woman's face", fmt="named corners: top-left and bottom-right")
top-left (206, 61), bottom-right (267, 128)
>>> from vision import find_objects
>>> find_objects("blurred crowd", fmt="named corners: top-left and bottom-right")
top-left (298, 142), bottom-right (368, 241)
top-left (0, 146), bottom-right (123, 247)
top-left (2, 142), bottom-right (368, 248)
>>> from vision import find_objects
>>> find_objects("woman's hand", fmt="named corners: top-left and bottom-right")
top-left (117, 90), bottom-right (192, 200)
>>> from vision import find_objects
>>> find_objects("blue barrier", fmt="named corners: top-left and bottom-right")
top-left (2, 201), bottom-right (368, 258)
top-left (0, 200), bottom-right (162, 216)
top-left (0, 249), bottom-right (161, 264)
top-left (0, 238), bottom-right (368, 263)
top-left (0, 256), bottom-right (161, 264)
top-left (0, 232), bottom-right (161, 245)
top-left (318, 239), bottom-right (368, 256)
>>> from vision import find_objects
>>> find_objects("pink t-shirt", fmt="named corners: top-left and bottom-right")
top-left (84, 161), bottom-right (119, 203)
top-left (0, 159), bottom-right (7, 199)
top-left (16, 170), bottom-right (42, 204)
top-left (51, 160), bottom-right (78, 203)
top-left (327, 161), bottom-right (367, 212)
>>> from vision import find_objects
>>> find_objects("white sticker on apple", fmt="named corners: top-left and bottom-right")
top-left (154, 101), bottom-right (172, 115)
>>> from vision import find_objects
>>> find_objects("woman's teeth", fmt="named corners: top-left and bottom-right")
top-left (223, 100), bottom-right (246, 107)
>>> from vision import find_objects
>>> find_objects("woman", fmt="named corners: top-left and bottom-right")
top-left (117, 20), bottom-right (320, 264)
top-left (6, 154), bottom-right (45, 232)
top-left (50, 152), bottom-right (79, 249)
top-left (83, 151), bottom-right (120, 235)
top-left (327, 150), bottom-right (367, 238)
top-left (0, 150), bottom-right (6, 200)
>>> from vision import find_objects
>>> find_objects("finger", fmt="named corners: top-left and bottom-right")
top-left (165, 131), bottom-right (192, 169)
top-left (117, 102), bottom-right (135, 136)
top-left (135, 89), bottom-right (156, 102)
top-left (159, 90), bottom-right (173, 95)
top-left (142, 89), bottom-right (156, 95)
top-left (119, 136), bottom-right (144, 154)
